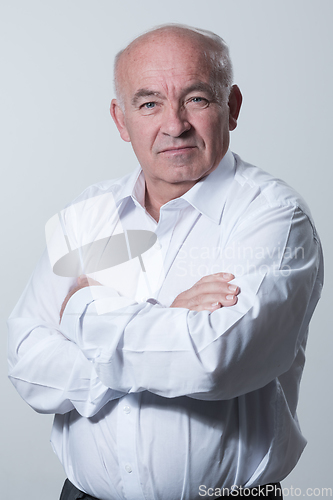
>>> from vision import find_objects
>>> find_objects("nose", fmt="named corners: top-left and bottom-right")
top-left (160, 105), bottom-right (191, 137)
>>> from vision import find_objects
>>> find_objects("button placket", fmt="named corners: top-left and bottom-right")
top-left (117, 394), bottom-right (145, 500)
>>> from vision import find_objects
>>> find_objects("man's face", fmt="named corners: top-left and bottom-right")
top-left (111, 33), bottom-right (239, 196)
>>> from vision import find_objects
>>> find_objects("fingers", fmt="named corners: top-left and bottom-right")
top-left (170, 272), bottom-right (240, 311)
top-left (224, 283), bottom-right (239, 305)
top-left (189, 279), bottom-right (239, 306)
top-left (59, 283), bottom-right (82, 323)
top-left (78, 275), bottom-right (102, 287)
top-left (196, 272), bottom-right (235, 285)
top-left (186, 287), bottom-right (239, 311)
top-left (193, 301), bottom-right (223, 313)
top-left (77, 275), bottom-right (89, 286)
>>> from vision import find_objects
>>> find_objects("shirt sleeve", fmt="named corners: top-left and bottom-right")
top-left (58, 204), bottom-right (323, 400)
top-left (7, 249), bottom-right (128, 417)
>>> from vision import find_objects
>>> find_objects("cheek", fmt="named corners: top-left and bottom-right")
top-left (125, 122), bottom-right (158, 163)
top-left (194, 109), bottom-right (225, 136)
top-left (127, 119), bottom-right (155, 145)
top-left (201, 119), bottom-right (225, 150)
top-left (196, 116), bottom-right (229, 161)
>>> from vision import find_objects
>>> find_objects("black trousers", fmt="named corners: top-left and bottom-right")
top-left (60, 479), bottom-right (99, 500)
top-left (60, 479), bottom-right (283, 500)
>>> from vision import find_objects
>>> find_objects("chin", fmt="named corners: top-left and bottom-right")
top-left (166, 170), bottom-right (204, 185)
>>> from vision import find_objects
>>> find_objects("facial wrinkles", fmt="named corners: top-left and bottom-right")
top-left (134, 73), bottom-right (207, 151)
top-left (128, 59), bottom-right (217, 118)
top-left (116, 28), bottom-right (228, 111)
top-left (117, 35), bottom-right (229, 175)
top-left (124, 36), bottom-right (214, 99)
top-left (133, 65), bottom-right (209, 94)
top-left (129, 70), bottom-right (221, 159)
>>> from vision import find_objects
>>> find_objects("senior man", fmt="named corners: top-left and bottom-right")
top-left (8, 24), bottom-right (323, 500)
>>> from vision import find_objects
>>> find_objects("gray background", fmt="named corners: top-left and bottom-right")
top-left (1, 0), bottom-right (332, 498)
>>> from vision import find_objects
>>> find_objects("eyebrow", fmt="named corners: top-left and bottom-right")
top-left (131, 82), bottom-right (216, 107)
top-left (182, 82), bottom-right (215, 100)
top-left (131, 89), bottom-right (162, 107)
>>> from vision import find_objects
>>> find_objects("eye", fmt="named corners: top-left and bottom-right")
top-left (188, 96), bottom-right (209, 107)
top-left (142, 102), bottom-right (156, 109)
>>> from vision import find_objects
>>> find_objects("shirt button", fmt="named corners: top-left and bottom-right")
top-left (155, 242), bottom-right (162, 249)
top-left (125, 464), bottom-right (132, 473)
top-left (123, 405), bottom-right (131, 414)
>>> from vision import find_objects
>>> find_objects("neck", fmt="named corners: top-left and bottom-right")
top-left (144, 179), bottom-right (196, 222)
top-left (144, 194), bottom-right (161, 222)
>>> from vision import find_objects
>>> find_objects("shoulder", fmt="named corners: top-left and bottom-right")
top-left (59, 168), bottom-right (140, 244)
top-left (229, 153), bottom-right (313, 220)
top-left (68, 171), bottom-right (135, 206)
top-left (232, 153), bottom-right (310, 213)
top-left (220, 153), bottom-right (321, 245)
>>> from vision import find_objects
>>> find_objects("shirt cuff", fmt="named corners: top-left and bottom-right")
top-left (60, 286), bottom-right (137, 343)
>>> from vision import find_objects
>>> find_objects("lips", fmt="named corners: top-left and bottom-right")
top-left (159, 145), bottom-right (196, 154)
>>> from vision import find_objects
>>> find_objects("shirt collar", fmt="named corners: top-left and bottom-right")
top-left (112, 166), bottom-right (144, 207)
top-left (112, 150), bottom-right (235, 224)
top-left (181, 149), bottom-right (235, 224)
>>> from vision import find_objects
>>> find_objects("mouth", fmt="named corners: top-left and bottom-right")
top-left (159, 146), bottom-right (196, 155)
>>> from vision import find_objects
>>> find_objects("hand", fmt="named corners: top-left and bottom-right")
top-left (59, 275), bottom-right (101, 322)
top-left (170, 273), bottom-right (239, 312)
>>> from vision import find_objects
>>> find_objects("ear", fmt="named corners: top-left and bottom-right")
top-left (110, 99), bottom-right (131, 142)
top-left (228, 85), bottom-right (242, 131)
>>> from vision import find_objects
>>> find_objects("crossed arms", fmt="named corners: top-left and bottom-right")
top-left (8, 198), bottom-right (323, 417)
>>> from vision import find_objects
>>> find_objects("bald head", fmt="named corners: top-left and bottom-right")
top-left (110, 23), bottom-right (242, 209)
top-left (114, 24), bottom-right (234, 109)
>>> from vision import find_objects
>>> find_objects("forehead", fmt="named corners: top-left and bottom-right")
top-left (118, 33), bottom-right (214, 98)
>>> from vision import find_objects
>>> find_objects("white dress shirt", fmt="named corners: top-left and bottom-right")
top-left (8, 151), bottom-right (323, 500)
